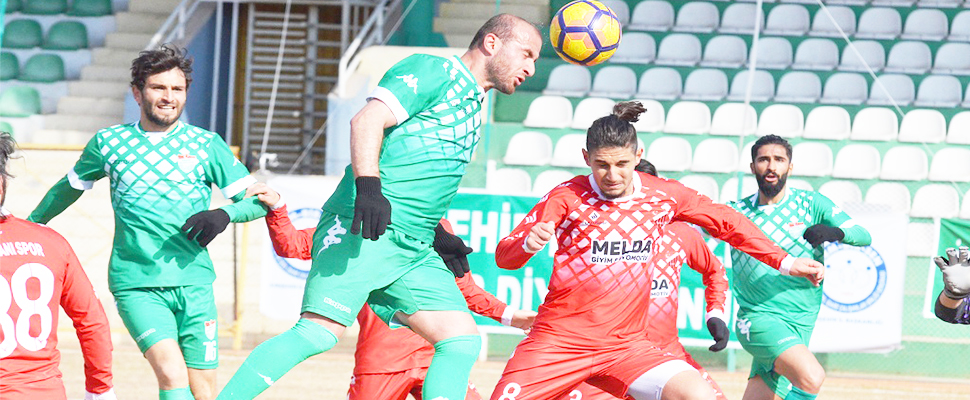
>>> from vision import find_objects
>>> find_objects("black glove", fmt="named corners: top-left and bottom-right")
top-left (802, 224), bottom-right (844, 247)
top-left (181, 209), bottom-right (230, 247)
top-left (434, 223), bottom-right (473, 278)
top-left (351, 177), bottom-right (391, 241)
top-left (707, 317), bottom-right (729, 352)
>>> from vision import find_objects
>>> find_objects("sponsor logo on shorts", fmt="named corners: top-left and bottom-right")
top-left (821, 243), bottom-right (888, 313)
top-left (317, 215), bottom-right (347, 255)
top-left (257, 373), bottom-right (275, 386)
top-left (777, 336), bottom-right (797, 345)
top-left (324, 297), bottom-right (352, 314)
top-left (737, 318), bottom-right (751, 341)
top-left (204, 319), bottom-right (217, 340)
top-left (273, 207), bottom-right (322, 279)
top-left (134, 328), bottom-right (156, 343)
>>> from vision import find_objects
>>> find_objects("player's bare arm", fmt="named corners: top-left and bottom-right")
top-left (348, 99), bottom-right (398, 240)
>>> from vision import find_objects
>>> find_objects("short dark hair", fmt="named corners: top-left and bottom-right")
top-left (751, 134), bottom-right (792, 161)
top-left (586, 101), bottom-right (645, 153)
top-left (130, 44), bottom-right (193, 90)
top-left (635, 159), bottom-right (657, 176)
top-left (468, 14), bottom-right (536, 50)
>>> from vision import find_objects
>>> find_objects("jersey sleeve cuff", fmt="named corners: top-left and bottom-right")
top-left (779, 255), bottom-right (795, 276)
top-left (522, 238), bottom-right (539, 254)
top-left (705, 309), bottom-right (726, 323)
top-left (222, 175), bottom-right (257, 199)
top-left (68, 168), bottom-right (95, 190)
top-left (269, 195), bottom-right (286, 210)
top-left (501, 307), bottom-right (518, 326)
top-left (368, 86), bottom-right (409, 125)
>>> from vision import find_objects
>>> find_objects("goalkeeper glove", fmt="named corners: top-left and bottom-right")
top-left (707, 317), bottom-right (729, 352)
top-left (181, 209), bottom-right (230, 247)
top-left (351, 177), bottom-right (392, 241)
top-left (433, 222), bottom-right (473, 278)
top-left (933, 246), bottom-right (970, 300)
top-left (802, 224), bottom-right (844, 247)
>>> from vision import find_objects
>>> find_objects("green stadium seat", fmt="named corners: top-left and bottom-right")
top-left (5, 0), bottom-right (23, 13)
top-left (20, 54), bottom-right (65, 83)
top-left (68, 0), bottom-right (113, 16)
top-left (43, 21), bottom-right (89, 50)
top-left (0, 53), bottom-right (20, 81)
top-left (3, 20), bottom-right (44, 49)
top-left (0, 121), bottom-right (14, 137)
top-left (0, 86), bottom-right (42, 117)
top-left (22, 0), bottom-right (68, 15)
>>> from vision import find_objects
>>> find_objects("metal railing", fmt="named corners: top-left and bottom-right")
top-left (336, 0), bottom-right (405, 97)
top-left (145, 0), bottom-right (206, 50)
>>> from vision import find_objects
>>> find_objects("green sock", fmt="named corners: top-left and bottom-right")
top-left (785, 386), bottom-right (818, 400)
top-left (216, 319), bottom-right (338, 400)
top-left (159, 387), bottom-right (193, 400)
top-left (422, 335), bottom-right (482, 400)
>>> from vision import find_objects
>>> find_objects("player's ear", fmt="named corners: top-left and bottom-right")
top-left (131, 86), bottom-right (143, 106)
top-left (582, 148), bottom-right (591, 167)
top-left (482, 32), bottom-right (502, 56)
top-left (749, 162), bottom-right (755, 174)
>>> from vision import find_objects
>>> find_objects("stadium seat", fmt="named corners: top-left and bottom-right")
top-left (550, 134), bottom-right (588, 168)
top-left (589, 66), bottom-right (637, 98)
top-left (543, 64), bottom-right (591, 97)
top-left (850, 107), bottom-right (898, 141)
top-left (3, 19), bottom-right (44, 49)
top-left (803, 106), bottom-right (851, 140)
top-left (700, 35), bottom-right (747, 68)
top-left (673, 2), bottom-right (720, 33)
top-left (791, 142), bottom-right (833, 176)
top-left (646, 136), bottom-right (692, 171)
top-left (5, 0), bottom-right (21, 12)
top-left (22, 0), bottom-right (67, 14)
top-left (787, 179), bottom-right (814, 192)
top-left (932, 43), bottom-right (970, 76)
top-left (610, 32), bottom-right (655, 64)
top-left (601, 0), bottom-right (630, 25)
top-left (867, 74), bottom-right (915, 107)
top-left (911, 184), bottom-right (960, 219)
top-left (0, 52), bottom-right (19, 81)
top-left (727, 70), bottom-right (774, 102)
top-left (19, 53), bottom-right (65, 83)
top-left (832, 144), bottom-right (881, 179)
top-left (69, 0), bottom-right (114, 16)
top-left (928, 148), bottom-right (970, 183)
top-left (738, 141), bottom-right (754, 171)
top-left (870, 0), bottom-right (915, 6)
top-left (636, 67), bottom-right (682, 100)
top-left (523, 96), bottom-right (573, 129)
top-left (752, 37), bottom-right (793, 69)
top-left (681, 69), bottom-right (728, 101)
top-left (532, 169), bottom-right (575, 196)
top-left (913, 75), bottom-right (963, 108)
top-left (774, 71), bottom-right (822, 103)
top-left (720, 176), bottom-right (757, 203)
top-left (964, 85), bottom-right (970, 108)
top-left (946, 111), bottom-right (970, 144)
top-left (880, 146), bottom-right (929, 181)
top-left (883, 41), bottom-right (932, 74)
top-left (949, 11), bottom-right (970, 41)
top-left (503, 131), bottom-right (553, 166)
top-left (663, 101), bottom-right (711, 134)
top-left (837, 40), bottom-right (886, 72)
top-left (792, 39), bottom-right (839, 71)
top-left (719, 3), bottom-right (762, 34)
top-left (756, 104), bottom-right (803, 137)
top-left (44, 21), bottom-right (89, 50)
top-left (0, 86), bottom-right (42, 117)
top-left (901, 9), bottom-right (949, 41)
top-left (764, 5), bottom-right (810, 36)
top-left (630, 99), bottom-right (665, 132)
top-left (898, 109), bottom-right (946, 143)
top-left (820, 72), bottom-right (868, 105)
top-left (0, 121), bottom-right (13, 137)
top-left (809, 6), bottom-right (856, 37)
top-left (628, 1), bottom-right (675, 31)
top-left (678, 175), bottom-right (719, 201)
top-left (826, 0), bottom-right (867, 6)
top-left (961, 190), bottom-right (970, 219)
top-left (487, 168), bottom-right (531, 194)
top-left (865, 182), bottom-right (911, 214)
top-left (710, 102), bottom-right (757, 136)
top-left (691, 138), bottom-right (738, 173)
top-left (918, 0), bottom-right (963, 7)
top-left (571, 97), bottom-right (616, 130)
top-left (654, 34), bottom-right (702, 66)
top-left (855, 8), bottom-right (903, 39)
top-left (907, 222), bottom-right (936, 257)
top-left (818, 181), bottom-right (863, 207)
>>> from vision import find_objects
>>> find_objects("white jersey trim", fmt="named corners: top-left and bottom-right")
top-left (501, 307), bottom-right (517, 326)
top-left (368, 86), bottom-right (409, 125)
top-left (779, 254), bottom-right (795, 276)
top-left (68, 168), bottom-right (95, 191)
top-left (222, 175), bottom-right (257, 199)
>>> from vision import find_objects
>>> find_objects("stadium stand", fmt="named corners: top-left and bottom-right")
top-left (710, 102), bottom-right (757, 136)
top-left (645, 136), bottom-right (693, 171)
top-left (755, 104), bottom-right (803, 137)
top-left (818, 180), bottom-right (863, 206)
top-left (832, 144), bottom-right (881, 180)
top-left (503, 131), bottom-right (553, 167)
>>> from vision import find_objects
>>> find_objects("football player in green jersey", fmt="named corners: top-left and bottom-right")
top-left (217, 14), bottom-right (542, 400)
top-left (729, 135), bottom-right (871, 400)
top-left (29, 45), bottom-right (266, 400)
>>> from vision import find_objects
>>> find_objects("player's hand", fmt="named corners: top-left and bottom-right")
top-left (511, 309), bottom-right (537, 331)
top-left (789, 257), bottom-right (825, 286)
top-left (707, 317), bottom-right (729, 352)
top-left (433, 223), bottom-right (473, 278)
top-left (245, 183), bottom-right (281, 208)
top-left (802, 224), bottom-right (844, 247)
top-left (85, 388), bottom-right (117, 400)
top-left (181, 209), bottom-right (231, 247)
top-left (351, 176), bottom-right (391, 240)
top-left (934, 246), bottom-right (970, 299)
top-left (526, 221), bottom-right (556, 252)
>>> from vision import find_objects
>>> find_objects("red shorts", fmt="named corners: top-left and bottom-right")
top-left (566, 342), bottom-right (726, 400)
top-left (0, 375), bottom-right (66, 400)
top-left (489, 337), bottom-right (680, 400)
top-left (347, 368), bottom-right (482, 400)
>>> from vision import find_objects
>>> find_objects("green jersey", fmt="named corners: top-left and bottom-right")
top-left (729, 188), bottom-right (871, 318)
top-left (324, 54), bottom-right (484, 243)
top-left (29, 121), bottom-right (263, 292)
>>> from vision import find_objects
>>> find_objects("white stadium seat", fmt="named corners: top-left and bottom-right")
top-left (764, 5), bottom-right (810, 36)
top-left (673, 1), bottom-right (720, 33)
top-left (803, 106), bottom-right (851, 140)
top-left (487, 168), bottom-right (531, 194)
top-left (532, 169), bottom-right (576, 196)
top-left (700, 35), bottom-right (748, 68)
top-left (866, 182), bottom-right (912, 214)
top-left (856, 8), bottom-right (903, 39)
top-left (691, 138), bottom-right (739, 173)
top-left (756, 104), bottom-right (803, 138)
top-left (628, 0), bottom-right (675, 31)
top-left (664, 101), bottom-right (711, 134)
top-left (610, 32), bottom-right (656, 64)
top-left (946, 111), bottom-right (970, 144)
top-left (503, 131), bottom-right (553, 166)
top-left (850, 107), bottom-right (898, 141)
top-left (810, 6), bottom-right (856, 37)
top-left (884, 41), bottom-right (933, 74)
top-left (898, 109), bottom-right (946, 144)
top-left (681, 68), bottom-right (729, 101)
top-left (719, 3), bottom-right (762, 35)
top-left (832, 144), bottom-right (881, 180)
top-left (727, 70), bottom-right (775, 102)
top-left (646, 136), bottom-right (693, 171)
top-left (960, 190), bottom-right (970, 219)
top-left (928, 148), bottom-right (970, 183)
top-left (630, 99), bottom-right (666, 133)
top-left (879, 146), bottom-right (928, 181)
top-left (775, 71), bottom-right (822, 103)
top-left (710, 102), bottom-right (757, 136)
top-left (837, 40), bottom-right (886, 72)
top-left (543, 64), bottom-right (591, 97)
top-left (932, 43), bottom-right (970, 76)
top-left (787, 179), bottom-right (814, 192)
top-left (678, 174), bottom-right (719, 202)
top-left (792, 39), bottom-right (839, 71)
top-left (601, 0), bottom-right (630, 25)
top-left (819, 181), bottom-right (863, 207)
top-left (910, 184), bottom-right (960, 219)
top-left (914, 75), bottom-right (963, 108)
top-left (720, 176), bottom-right (757, 203)
top-left (752, 37), bottom-right (793, 69)
top-left (523, 96), bottom-right (573, 129)
top-left (550, 134), bottom-right (588, 168)
top-left (867, 74), bottom-right (915, 107)
top-left (791, 142), bottom-right (833, 177)
top-left (655, 34), bottom-right (703, 66)
top-left (948, 10), bottom-right (970, 41)
top-left (571, 98), bottom-right (616, 130)
top-left (820, 72), bottom-right (868, 105)
top-left (589, 66), bottom-right (637, 99)
top-left (637, 67), bottom-right (682, 100)
top-left (900, 9), bottom-right (949, 41)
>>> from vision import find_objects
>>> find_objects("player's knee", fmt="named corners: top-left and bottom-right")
top-left (793, 365), bottom-right (825, 393)
top-left (433, 334), bottom-right (482, 360)
top-left (154, 362), bottom-right (190, 389)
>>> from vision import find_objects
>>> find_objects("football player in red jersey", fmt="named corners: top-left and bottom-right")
top-left (0, 131), bottom-right (115, 400)
top-left (491, 102), bottom-right (824, 400)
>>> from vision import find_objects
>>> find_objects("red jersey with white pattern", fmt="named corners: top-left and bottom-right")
top-left (0, 213), bottom-right (112, 395)
top-left (496, 172), bottom-right (788, 349)
top-left (646, 222), bottom-right (727, 346)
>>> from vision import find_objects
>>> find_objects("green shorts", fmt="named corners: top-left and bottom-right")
top-left (303, 211), bottom-right (468, 327)
top-left (735, 311), bottom-right (814, 399)
top-left (114, 285), bottom-right (219, 369)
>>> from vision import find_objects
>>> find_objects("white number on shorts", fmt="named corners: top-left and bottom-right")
top-left (569, 389), bottom-right (582, 400)
top-left (0, 263), bottom-right (55, 357)
top-left (498, 382), bottom-right (522, 400)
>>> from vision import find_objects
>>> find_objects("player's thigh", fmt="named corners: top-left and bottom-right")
top-left (773, 344), bottom-right (824, 389)
top-left (173, 285), bottom-right (219, 370)
top-left (0, 376), bottom-right (66, 400)
top-left (490, 338), bottom-right (591, 400)
top-left (114, 288), bottom-right (179, 354)
top-left (661, 342), bottom-right (727, 400)
top-left (735, 313), bottom-right (802, 375)
top-left (347, 370), bottom-right (419, 400)
top-left (593, 340), bottom-right (684, 399)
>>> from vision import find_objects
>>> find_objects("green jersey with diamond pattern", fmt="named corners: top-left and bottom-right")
top-left (323, 54), bottom-right (484, 243)
top-left (729, 188), bottom-right (871, 318)
top-left (29, 121), bottom-right (257, 292)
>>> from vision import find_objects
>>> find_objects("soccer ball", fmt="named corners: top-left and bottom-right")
top-left (550, 0), bottom-right (622, 66)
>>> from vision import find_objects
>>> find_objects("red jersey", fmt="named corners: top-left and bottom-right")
top-left (0, 213), bottom-right (112, 396)
top-left (265, 205), bottom-right (510, 374)
top-left (496, 173), bottom-right (789, 349)
top-left (647, 222), bottom-right (727, 346)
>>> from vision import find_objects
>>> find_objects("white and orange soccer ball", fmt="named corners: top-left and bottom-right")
top-left (550, 0), bottom-right (622, 66)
